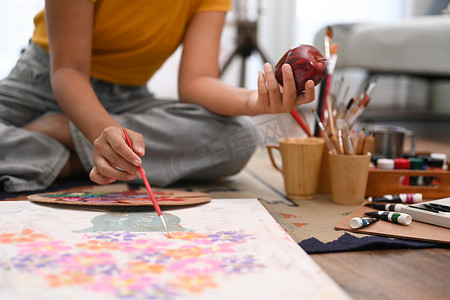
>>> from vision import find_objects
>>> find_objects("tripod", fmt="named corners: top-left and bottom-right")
top-left (220, 17), bottom-right (270, 87)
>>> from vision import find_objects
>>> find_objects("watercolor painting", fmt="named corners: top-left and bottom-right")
top-left (27, 190), bottom-right (211, 206)
top-left (0, 199), bottom-right (350, 299)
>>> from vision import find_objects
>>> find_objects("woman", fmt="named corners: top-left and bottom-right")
top-left (0, 0), bottom-right (315, 192)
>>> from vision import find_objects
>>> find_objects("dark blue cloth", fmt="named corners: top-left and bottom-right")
top-left (299, 232), bottom-right (449, 254)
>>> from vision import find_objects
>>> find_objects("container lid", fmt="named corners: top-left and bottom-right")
top-left (409, 157), bottom-right (424, 169)
top-left (431, 153), bottom-right (447, 163)
top-left (394, 158), bottom-right (410, 169)
top-left (428, 158), bottom-right (444, 168)
top-left (377, 158), bottom-right (394, 170)
top-left (417, 155), bottom-right (432, 166)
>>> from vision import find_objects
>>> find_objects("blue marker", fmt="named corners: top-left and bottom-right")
top-left (365, 211), bottom-right (412, 225)
top-left (350, 217), bottom-right (379, 229)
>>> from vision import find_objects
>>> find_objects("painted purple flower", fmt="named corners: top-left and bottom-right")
top-left (221, 255), bottom-right (265, 274)
top-left (11, 253), bottom-right (59, 271)
top-left (207, 231), bottom-right (252, 243)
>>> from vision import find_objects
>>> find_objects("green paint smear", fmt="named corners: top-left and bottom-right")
top-left (75, 212), bottom-right (189, 233)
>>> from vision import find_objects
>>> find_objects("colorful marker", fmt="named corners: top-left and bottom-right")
top-left (365, 211), bottom-right (412, 225)
top-left (350, 217), bottom-right (379, 229)
top-left (364, 203), bottom-right (406, 212)
top-left (368, 193), bottom-right (422, 204)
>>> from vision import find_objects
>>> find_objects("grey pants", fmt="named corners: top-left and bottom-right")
top-left (0, 43), bottom-right (257, 192)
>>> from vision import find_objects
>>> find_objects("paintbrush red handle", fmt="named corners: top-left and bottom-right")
top-left (290, 109), bottom-right (311, 137)
top-left (122, 129), bottom-right (163, 216)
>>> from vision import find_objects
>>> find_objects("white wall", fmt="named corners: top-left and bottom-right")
top-left (0, 0), bottom-right (45, 79)
top-left (0, 0), bottom-right (436, 98)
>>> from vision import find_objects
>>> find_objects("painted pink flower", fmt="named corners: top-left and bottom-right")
top-left (4, 228), bottom-right (263, 298)
top-left (207, 242), bottom-right (236, 254)
top-left (126, 260), bottom-right (166, 274)
top-left (76, 240), bottom-right (120, 251)
top-left (167, 257), bottom-right (223, 276)
top-left (18, 240), bottom-right (71, 256)
top-left (164, 245), bottom-right (208, 259)
top-left (58, 251), bottom-right (115, 271)
top-left (90, 273), bottom-right (156, 294)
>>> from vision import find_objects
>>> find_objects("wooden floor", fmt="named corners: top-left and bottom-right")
top-left (312, 248), bottom-right (450, 300)
top-left (310, 131), bottom-right (450, 300)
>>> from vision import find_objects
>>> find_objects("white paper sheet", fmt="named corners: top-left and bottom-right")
top-left (0, 199), bottom-right (350, 300)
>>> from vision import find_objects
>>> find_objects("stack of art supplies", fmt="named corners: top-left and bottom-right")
top-left (312, 76), bottom-right (378, 156)
top-left (306, 25), bottom-right (378, 156)
top-left (354, 193), bottom-right (450, 229)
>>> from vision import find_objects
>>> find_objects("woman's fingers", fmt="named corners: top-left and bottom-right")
top-left (280, 64), bottom-right (297, 110)
top-left (263, 63), bottom-right (282, 111)
top-left (89, 166), bottom-right (116, 185)
top-left (296, 80), bottom-right (315, 105)
top-left (123, 129), bottom-right (145, 157)
top-left (257, 71), bottom-right (269, 111)
top-left (93, 146), bottom-right (139, 179)
top-left (91, 126), bottom-right (145, 183)
top-left (100, 127), bottom-right (142, 166)
top-left (252, 63), bottom-right (317, 115)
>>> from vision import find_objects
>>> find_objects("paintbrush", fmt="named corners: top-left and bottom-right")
top-left (312, 108), bottom-right (337, 154)
top-left (290, 108), bottom-right (312, 137)
top-left (347, 77), bottom-right (378, 127)
top-left (122, 128), bottom-right (170, 237)
top-left (335, 119), bottom-right (345, 154)
top-left (324, 26), bottom-right (333, 59)
top-left (333, 76), bottom-right (345, 109)
top-left (326, 94), bottom-right (335, 134)
top-left (343, 122), bottom-right (354, 155)
top-left (314, 27), bottom-right (334, 137)
top-left (336, 85), bottom-right (349, 116)
top-left (319, 43), bottom-right (339, 132)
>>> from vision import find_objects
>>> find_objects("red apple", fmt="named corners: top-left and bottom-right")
top-left (275, 45), bottom-right (327, 94)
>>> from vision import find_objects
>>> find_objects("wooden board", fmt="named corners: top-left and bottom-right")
top-left (365, 169), bottom-right (450, 199)
top-left (335, 202), bottom-right (450, 244)
top-left (27, 189), bottom-right (211, 206)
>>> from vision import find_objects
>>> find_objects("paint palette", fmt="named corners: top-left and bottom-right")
top-left (27, 189), bottom-right (211, 207)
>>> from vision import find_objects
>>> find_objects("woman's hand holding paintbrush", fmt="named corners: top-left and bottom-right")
top-left (90, 126), bottom-right (145, 185)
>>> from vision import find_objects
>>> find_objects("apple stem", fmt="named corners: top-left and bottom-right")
top-left (316, 58), bottom-right (327, 63)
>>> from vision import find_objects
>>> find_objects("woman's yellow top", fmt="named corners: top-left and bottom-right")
top-left (31, 0), bottom-right (231, 86)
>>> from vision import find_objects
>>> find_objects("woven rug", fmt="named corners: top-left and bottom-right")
top-left (1, 149), bottom-right (446, 254)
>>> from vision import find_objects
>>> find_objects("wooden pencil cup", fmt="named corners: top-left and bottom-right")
top-left (329, 153), bottom-right (371, 205)
top-left (267, 137), bottom-right (324, 200)
top-left (317, 145), bottom-right (331, 194)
